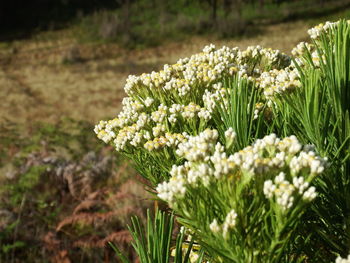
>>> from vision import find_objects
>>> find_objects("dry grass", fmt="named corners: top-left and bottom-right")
top-left (0, 20), bottom-right (313, 130)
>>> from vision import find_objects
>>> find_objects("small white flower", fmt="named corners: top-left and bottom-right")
top-left (302, 186), bottom-right (317, 201)
top-left (263, 180), bottom-right (275, 198)
top-left (222, 209), bottom-right (237, 239)
top-left (144, 97), bottom-right (154, 107)
top-left (209, 219), bottom-right (221, 233)
top-left (224, 127), bottom-right (237, 147)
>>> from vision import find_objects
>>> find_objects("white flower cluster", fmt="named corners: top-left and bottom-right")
top-left (156, 129), bottom-right (229, 205)
top-left (336, 255), bottom-right (350, 263)
top-left (157, 131), bottom-right (326, 210)
top-left (94, 94), bottom-right (204, 153)
top-left (95, 44), bottom-right (292, 154)
top-left (209, 209), bottom-right (238, 239)
top-left (232, 134), bottom-right (327, 177)
top-left (291, 41), bottom-right (326, 68)
top-left (291, 42), bottom-right (314, 57)
top-left (176, 129), bottom-right (218, 162)
top-left (94, 98), bottom-right (213, 154)
top-left (96, 21), bottom-right (350, 154)
top-left (263, 172), bottom-right (317, 211)
top-left (289, 150), bottom-right (327, 175)
top-left (224, 127), bottom-right (237, 148)
top-left (209, 219), bottom-right (221, 233)
top-left (254, 102), bottom-right (264, 119)
top-left (307, 21), bottom-right (346, 39)
top-left (238, 45), bottom-right (290, 70)
top-left (258, 67), bottom-right (301, 100)
top-left (124, 44), bottom-right (245, 99)
top-left (144, 132), bottom-right (188, 151)
top-left (223, 210), bottom-right (238, 239)
top-left (202, 83), bottom-right (229, 113)
top-left (156, 174), bottom-right (186, 204)
top-left (291, 41), bottom-right (319, 68)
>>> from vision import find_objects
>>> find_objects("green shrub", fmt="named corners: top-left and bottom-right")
top-left (97, 20), bottom-right (350, 262)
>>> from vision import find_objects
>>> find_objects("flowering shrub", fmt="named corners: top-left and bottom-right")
top-left (96, 20), bottom-right (350, 262)
top-left (156, 131), bottom-right (326, 262)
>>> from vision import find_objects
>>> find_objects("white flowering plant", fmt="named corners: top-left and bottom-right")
top-left (156, 131), bottom-right (325, 262)
top-left (271, 20), bottom-right (350, 260)
top-left (96, 20), bottom-right (350, 262)
top-left (94, 43), bottom-right (290, 185)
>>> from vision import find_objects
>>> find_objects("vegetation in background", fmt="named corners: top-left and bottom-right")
top-left (75, 0), bottom-right (350, 48)
top-left (0, 119), bottom-right (150, 262)
top-left (3, 0), bottom-right (349, 45)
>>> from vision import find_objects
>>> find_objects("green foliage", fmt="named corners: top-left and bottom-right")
top-left (97, 19), bottom-right (350, 263)
top-left (111, 209), bottom-right (206, 263)
top-left (0, 220), bottom-right (26, 255)
top-left (271, 20), bottom-right (350, 260)
top-left (214, 76), bottom-right (266, 152)
top-left (5, 165), bottom-right (47, 206)
top-left (2, 241), bottom-right (26, 254)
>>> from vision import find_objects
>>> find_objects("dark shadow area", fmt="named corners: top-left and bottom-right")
top-left (0, 0), bottom-right (119, 41)
top-left (1, 0), bottom-right (350, 45)
top-left (256, 0), bottom-right (350, 25)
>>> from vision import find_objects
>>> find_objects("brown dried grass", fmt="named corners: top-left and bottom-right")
top-left (0, 20), bottom-right (313, 131)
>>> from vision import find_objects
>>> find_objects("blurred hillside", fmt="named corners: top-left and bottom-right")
top-left (0, 21), bottom-right (314, 130)
top-left (2, 0), bottom-right (350, 43)
top-left (6, 0), bottom-right (345, 133)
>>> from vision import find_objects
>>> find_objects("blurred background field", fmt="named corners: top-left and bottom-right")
top-left (1, 0), bottom-right (350, 262)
